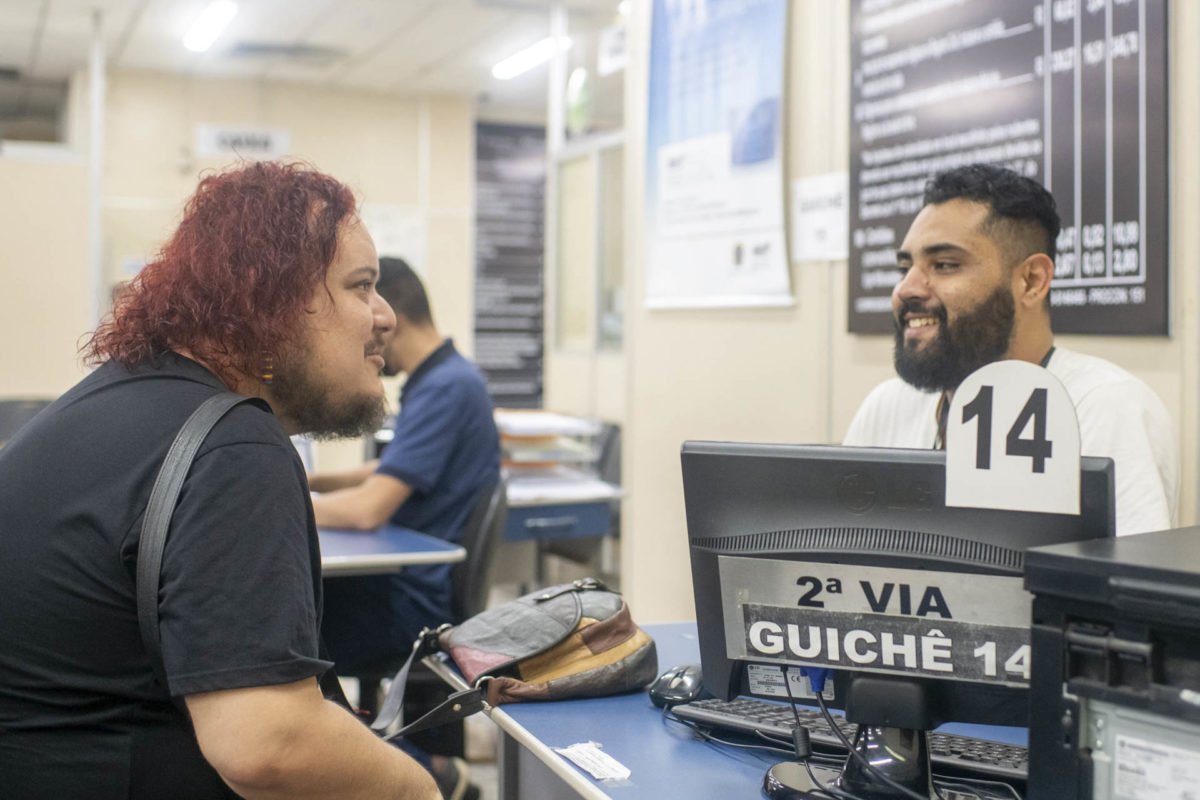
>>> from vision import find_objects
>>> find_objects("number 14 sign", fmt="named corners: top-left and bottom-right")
top-left (945, 361), bottom-right (1081, 516)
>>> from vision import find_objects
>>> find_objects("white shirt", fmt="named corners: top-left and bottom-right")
top-left (843, 347), bottom-right (1179, 537)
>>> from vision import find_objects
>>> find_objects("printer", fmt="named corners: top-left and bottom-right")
top-left (1025, 527), bottom-right (1200, 799)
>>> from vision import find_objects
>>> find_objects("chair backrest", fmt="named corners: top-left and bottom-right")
top-left (450, 476), bottom-right (508, 621)
top-left (594, 422), bottom-right (621, 485)
top-left (0, 398), bottom-right (54, 447)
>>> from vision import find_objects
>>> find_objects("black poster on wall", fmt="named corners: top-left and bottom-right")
top-left (848, 0), bottom-right (1167, 336)
top-left (474, 123), bottom-right (547, 409)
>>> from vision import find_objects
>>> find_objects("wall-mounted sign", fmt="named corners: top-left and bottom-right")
top-left (645, 0), bottom-right (791, 309)
top-left (792, 172), bottom-right (850, 262)
top-left (597, 23), bottom-right (628, 77)
top-left (848, 0), bottom-right (1168, 335)
top-left (358, 203), bottom-right (426, 276)
top-left (194, 125), bottom-right (291, 160)
top-left (474, 123), bottom-right (546, 409)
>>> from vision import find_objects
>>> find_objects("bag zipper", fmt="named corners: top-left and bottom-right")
top-left (535, 577), bottom-right (611, 602)
top-left (463, 579), bottom-right (615, 686)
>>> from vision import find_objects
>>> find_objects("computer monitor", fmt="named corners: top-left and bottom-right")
top-left (681, 442), bottom-right (1115, 799)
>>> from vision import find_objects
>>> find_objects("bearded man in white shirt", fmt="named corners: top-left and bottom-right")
top-left (844, 163), bottom-right (1178, 536)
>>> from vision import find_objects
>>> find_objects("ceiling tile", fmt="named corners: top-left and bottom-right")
top-left (0, 0), bottom-right (626, 125)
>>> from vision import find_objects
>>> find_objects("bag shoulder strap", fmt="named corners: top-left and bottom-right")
top-left (371, 628), bottom-right (487, 739)
top-left (136, 393), bottom-right (254, 693)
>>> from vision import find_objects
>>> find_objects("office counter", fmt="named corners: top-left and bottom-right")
top-left (427, 622), bottom-right (1027, 799)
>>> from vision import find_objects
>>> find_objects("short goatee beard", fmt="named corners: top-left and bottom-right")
top-left (893, 286), bottom-right (1016, 393)
top-left (269, 355), bottom-right (387, 441)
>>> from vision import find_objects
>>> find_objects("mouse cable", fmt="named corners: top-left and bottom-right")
top-left (661, 705), bottom-right (795, 756)
top-left (664, 695), bottom-right (865, 800)
top-left (736, 679), bottom-right (1018, 800)
top-left (932, 777), bottom-right (1023, 800)
top-left (801, 759), bottom-right (866, 800)
top-left (777, 666), bottom-right (873, 800)
top-left (662, 686), bottom-right (1012, 800)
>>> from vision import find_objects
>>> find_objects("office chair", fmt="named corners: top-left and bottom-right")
top-left (0, 398), bottom-right (54, 448)
top-left (537, 422), bottom-right (622, 569)
top-left (356, 477), bottom-right (508, 755)
top-left (449, 476), bottom-right (508, 621)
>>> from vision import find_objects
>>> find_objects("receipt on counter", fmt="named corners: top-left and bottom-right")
top-left (553, 741), bottom-right (631, 782)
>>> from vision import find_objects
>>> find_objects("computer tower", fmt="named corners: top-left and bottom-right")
top-left (1025, 527), bottom-right (1200, 799)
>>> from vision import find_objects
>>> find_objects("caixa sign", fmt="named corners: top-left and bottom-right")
top-left (195, 125), bottom-right (291, 159)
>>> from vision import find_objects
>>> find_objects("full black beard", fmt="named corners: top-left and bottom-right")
top-left (893, 286), bottom-right (1016, 393)
top-left (269, 354), bottom-right (387, 441)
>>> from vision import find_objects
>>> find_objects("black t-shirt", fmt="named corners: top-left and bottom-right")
top-left (0, 354), bottom-right (331, 799)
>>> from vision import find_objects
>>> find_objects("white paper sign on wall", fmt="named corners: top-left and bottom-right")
top-left (194, 125), bottom-right (291, 160)
top-left (945, 360), bottom-right (1080, 515)
top-left (790, 172), bottom-right (849, 262)
top-left (597, 23), bottom-right (627, 77)
top-left (358, 203), bottom-right (426, 277)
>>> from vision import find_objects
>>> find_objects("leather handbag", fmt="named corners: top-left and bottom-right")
top-left (372, 578), bottom-right (659, 738)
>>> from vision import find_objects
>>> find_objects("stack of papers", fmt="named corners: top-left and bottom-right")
top-left (505, 466), bottom-right (624, 504)
top-left (495, 409), bottom-right (604, 468)
top-left (495, 410), bottom-right (604, 438)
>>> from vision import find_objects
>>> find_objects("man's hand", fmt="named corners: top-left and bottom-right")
top-left (307, 460), bottom-right (380, 493)
top-left (310, 472), bottom-right (413, 530)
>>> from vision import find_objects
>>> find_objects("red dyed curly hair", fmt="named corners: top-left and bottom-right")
top-left (85, 161), bottom-right (357, 380)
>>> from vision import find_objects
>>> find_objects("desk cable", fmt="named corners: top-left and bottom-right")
top-left (787, 667), bottom-right (1024, 800)
top-left (658, 686), bottom-right (1023, 800)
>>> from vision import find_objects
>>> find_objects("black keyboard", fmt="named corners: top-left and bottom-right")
top-left (671, 697), bottom-right (1028, 785)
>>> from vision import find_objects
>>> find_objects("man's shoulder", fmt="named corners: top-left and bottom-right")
top-left (418, 350), bottom-right (490, 397)
top-left (124, 358), bottom-right (289, 452)
top-left (1049, 347), bottom-right (1161, 405)
top-left (844, 377), bottom-right (940, 448)
top-left (860, 377), bottom-right (938, 411)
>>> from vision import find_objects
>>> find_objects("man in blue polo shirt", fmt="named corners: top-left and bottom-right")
top-left (310, 257), bottom-right (500, 673)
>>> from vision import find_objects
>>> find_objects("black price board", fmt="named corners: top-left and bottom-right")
top-left (849, 0), bottom-right (1167, 335)
top-left (474, 123), bottom-right (546, 409)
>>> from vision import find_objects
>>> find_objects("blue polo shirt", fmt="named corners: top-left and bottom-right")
top-left (377, 339), bottom-right (499, 636)
top-left (378, 338), bottom-right (500, 541)
top-left (321, 339), bottom-right (500, 671)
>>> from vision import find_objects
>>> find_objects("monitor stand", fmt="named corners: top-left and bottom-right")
top-left (762, 723), bottom-right (998, 799)
top-left (763, 675), bottom-right (995, 800)
top-left (763, 724), bottom-right (936, 800)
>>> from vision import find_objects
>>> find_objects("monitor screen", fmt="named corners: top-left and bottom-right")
top-left (681, 442), bottom-right (1115, 729)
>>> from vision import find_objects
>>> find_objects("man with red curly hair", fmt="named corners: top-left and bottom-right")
top-left (0, 162), bottom-right (439, 800)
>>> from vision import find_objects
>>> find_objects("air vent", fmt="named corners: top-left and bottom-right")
top-left (228, 42), bottom-right (346, 65)
top-left (691, 527), bottom-right (1024, 573)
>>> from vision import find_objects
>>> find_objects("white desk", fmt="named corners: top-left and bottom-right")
top-left (318, 525), bottom-right (465, 577)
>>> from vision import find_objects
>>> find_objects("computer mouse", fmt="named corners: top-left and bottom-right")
top-left (648, 663), bottom-right (705, 707)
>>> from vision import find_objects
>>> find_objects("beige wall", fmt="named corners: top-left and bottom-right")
top-left (1, 69), bottom-right (474, 463)
top-left (103, 71), bottom-right (474, 349)
top-left (0, 148), bottom-right (91, 397)
top-left (100, 71), bottom-right (474, 470)
top-left (613, 0), bottom-right (1200, 623)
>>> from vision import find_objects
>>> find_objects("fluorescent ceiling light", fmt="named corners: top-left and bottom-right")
top-left (491, 36), bottom-right (572, 80)
top-left (618, 1), bottom-right (631, 16)
top-left (183, 1), bottom-right (238, 53)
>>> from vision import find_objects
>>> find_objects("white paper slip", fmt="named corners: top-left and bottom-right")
top-left (553, 741), bottom-right (631, 782)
